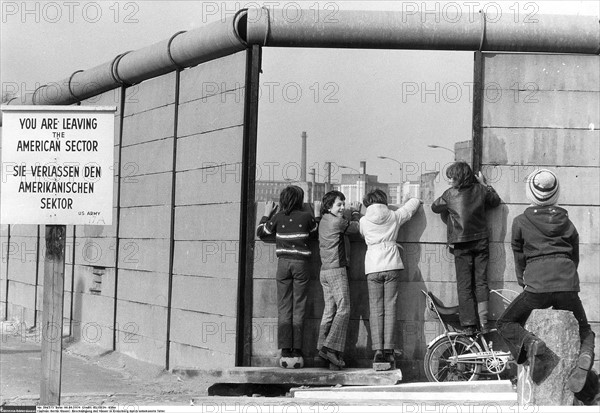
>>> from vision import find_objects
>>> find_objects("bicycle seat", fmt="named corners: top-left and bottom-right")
top-left (422, 290), bottom-right (459, 316)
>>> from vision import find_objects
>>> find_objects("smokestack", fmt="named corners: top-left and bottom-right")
top-left (301, 131), bottom-right (307, 182)
top-left (359, 161), bottom-right (366, 175)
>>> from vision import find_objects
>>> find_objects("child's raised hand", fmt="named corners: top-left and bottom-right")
top-left (476, 171), bottom-right (487, 185)
top-left (264, 201), bottom-right (276, 217)
top-left (350, 201), bottom-right (362, 213)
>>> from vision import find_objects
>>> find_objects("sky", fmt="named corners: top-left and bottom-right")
top-left (2, 1), bottom-right (599, 184)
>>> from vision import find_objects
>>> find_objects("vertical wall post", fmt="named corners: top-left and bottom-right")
top-left (237, 45), bottom-right (262, 366)
top-left (165, 69), bottom-right (181, 371)
top-left (472, 51), bottom-right (484, 172)
top-left (112, 86), bottom-right (126, 351)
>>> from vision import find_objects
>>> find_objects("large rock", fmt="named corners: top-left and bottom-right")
top-left (517, 309), bottom-right (579, 406)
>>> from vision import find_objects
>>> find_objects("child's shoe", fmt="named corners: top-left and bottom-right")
top-left (569, 352), bottom-right (594, 393)
top-left (319, 346), bottom-right (345, 368)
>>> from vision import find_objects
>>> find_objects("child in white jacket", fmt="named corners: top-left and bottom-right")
top-left (359, 189), bottom-right (422, 368)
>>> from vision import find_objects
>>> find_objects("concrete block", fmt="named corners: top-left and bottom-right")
top-left (117, 238), bottom-right (170, 273)
top-left (121, 138), bottom-right (174, 176)
top-left (483, 54), bottom-right (600, 92)
top-left (482, 165), bottom-right (600, 206)
top-left (179, 51), bottom-right (246, 104)
top-left (119, 206), bottom-right (172, 239)
top-left (171, 274), bottom-right (237, 317)
top-left (119, 172), bottom-right (172, 207)
top-left (169, 341), bottom-right (236, 370)
top-left (175, 166), bottom-right (242, 205)
top-left (176, 126), bottom-right (244, 171)
top-left (482, 128), bottom-right (599, 167)
top-left (177, 95), bottom-right (244, 137)
top-left (518, 309), bottom-right (579, 406)
top-left (483, 90), bottom-right (599, 129)
top-left (122, 105), bottom-right (174, 146)
top-left (169, 309), bottom-right (236, 354)
top-left (172, 240), bottom-right (239, 278)
top-left (74, 237), bottom-right (116, 268)
top-left (123, 71), bottom-right (177, 116)
top-left (174, 203), bottom-right (241, 240)
top-left (116, 299), bottom-right (167, 342)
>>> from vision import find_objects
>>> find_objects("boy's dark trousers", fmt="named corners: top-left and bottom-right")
top-left (276, 257), bottom-right (310, 349)
top-left (497, 290), bottom-right (597, 401)
top-left (452, 238), bottom-right (490, 327)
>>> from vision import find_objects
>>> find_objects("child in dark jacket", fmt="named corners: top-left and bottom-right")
top-left (432, 162), bottom-right (501, 334)
top-left (497, 169), bottom-right (598, 404)
top-left (256, 185), bottom-right (318, 368)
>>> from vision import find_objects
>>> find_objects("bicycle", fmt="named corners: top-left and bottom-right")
top-left (422, 288), bottom-right (518, 382)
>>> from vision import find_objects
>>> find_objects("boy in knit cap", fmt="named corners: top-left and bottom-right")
top-left (497, 169), bottom-right (598, 404)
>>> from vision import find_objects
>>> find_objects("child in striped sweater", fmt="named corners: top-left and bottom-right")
top-left (257, 185), bottom-right (318, 368)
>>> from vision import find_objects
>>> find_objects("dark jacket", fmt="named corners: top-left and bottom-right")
top-left (511, 205), bottom-right (580, 293)
top-left (431, 183), bottom-right (501, 244)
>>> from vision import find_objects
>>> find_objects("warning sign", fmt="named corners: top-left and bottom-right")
top-left (1, 105), bottom-right (116, 225)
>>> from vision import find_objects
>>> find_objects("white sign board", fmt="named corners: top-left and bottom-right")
top-left (1, 106), bottom-right (116, 225)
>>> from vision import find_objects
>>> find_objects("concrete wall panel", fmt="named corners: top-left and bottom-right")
top-left (169, 342), bottom-right (236, 369)
top-left (119, 206), bottom-right (171, 239)
top-left (121, 139), bottom-right (174, 176)
top-left (119, 173), bottom-right (172, 207)
top-left (482, 128), bottom-right (600, 167)
top-left (176, 127), bottom-right (244, 171)
top-left (483, 54), bottom-right (600, 92)
top-left (124, 72), bottom-right (177, 116)
top-left (174, 204), bottom-right (241, 241)
top-left (116, 299), bottom-right (167, 341)
top-left (122, 106), bottom-right (174, 147)
top-left (116, 269), bottom-right (169, 306)
top-left (175, 166), bottom-right (242, 205)
top-left (483, 90), bottom-right (599, 129)
top-left (179, 53), bottom-right (246, 104)
top-left (117, 238), bottom-right (170, 273)
top-left (172, 240), bottom-right (239, 278)
top-left (169, 309), bottom-right (236, 354)
top-left (177, 97), bottom-right (244, 138)
top-left (171, 275), bottom-right (237, 317)
top-left (6, 236), bottom-right (38, 284)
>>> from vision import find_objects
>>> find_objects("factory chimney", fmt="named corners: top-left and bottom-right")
top-left (301, 131), bottom-right (307, 182)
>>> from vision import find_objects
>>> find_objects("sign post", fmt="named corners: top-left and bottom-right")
top-left (1, 105), bottom-right (116, 404)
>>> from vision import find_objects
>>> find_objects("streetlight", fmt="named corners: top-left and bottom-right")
top-left (427, 144), bottom-right (455, 154)
top-left (338, 164), bottom-right (360, 174)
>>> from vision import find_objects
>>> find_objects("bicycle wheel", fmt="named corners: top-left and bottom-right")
top-left (424, 335), bottom-right (482, 382)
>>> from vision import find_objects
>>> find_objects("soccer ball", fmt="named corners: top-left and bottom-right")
top-left (280, 356), bottom-right (304, 369)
